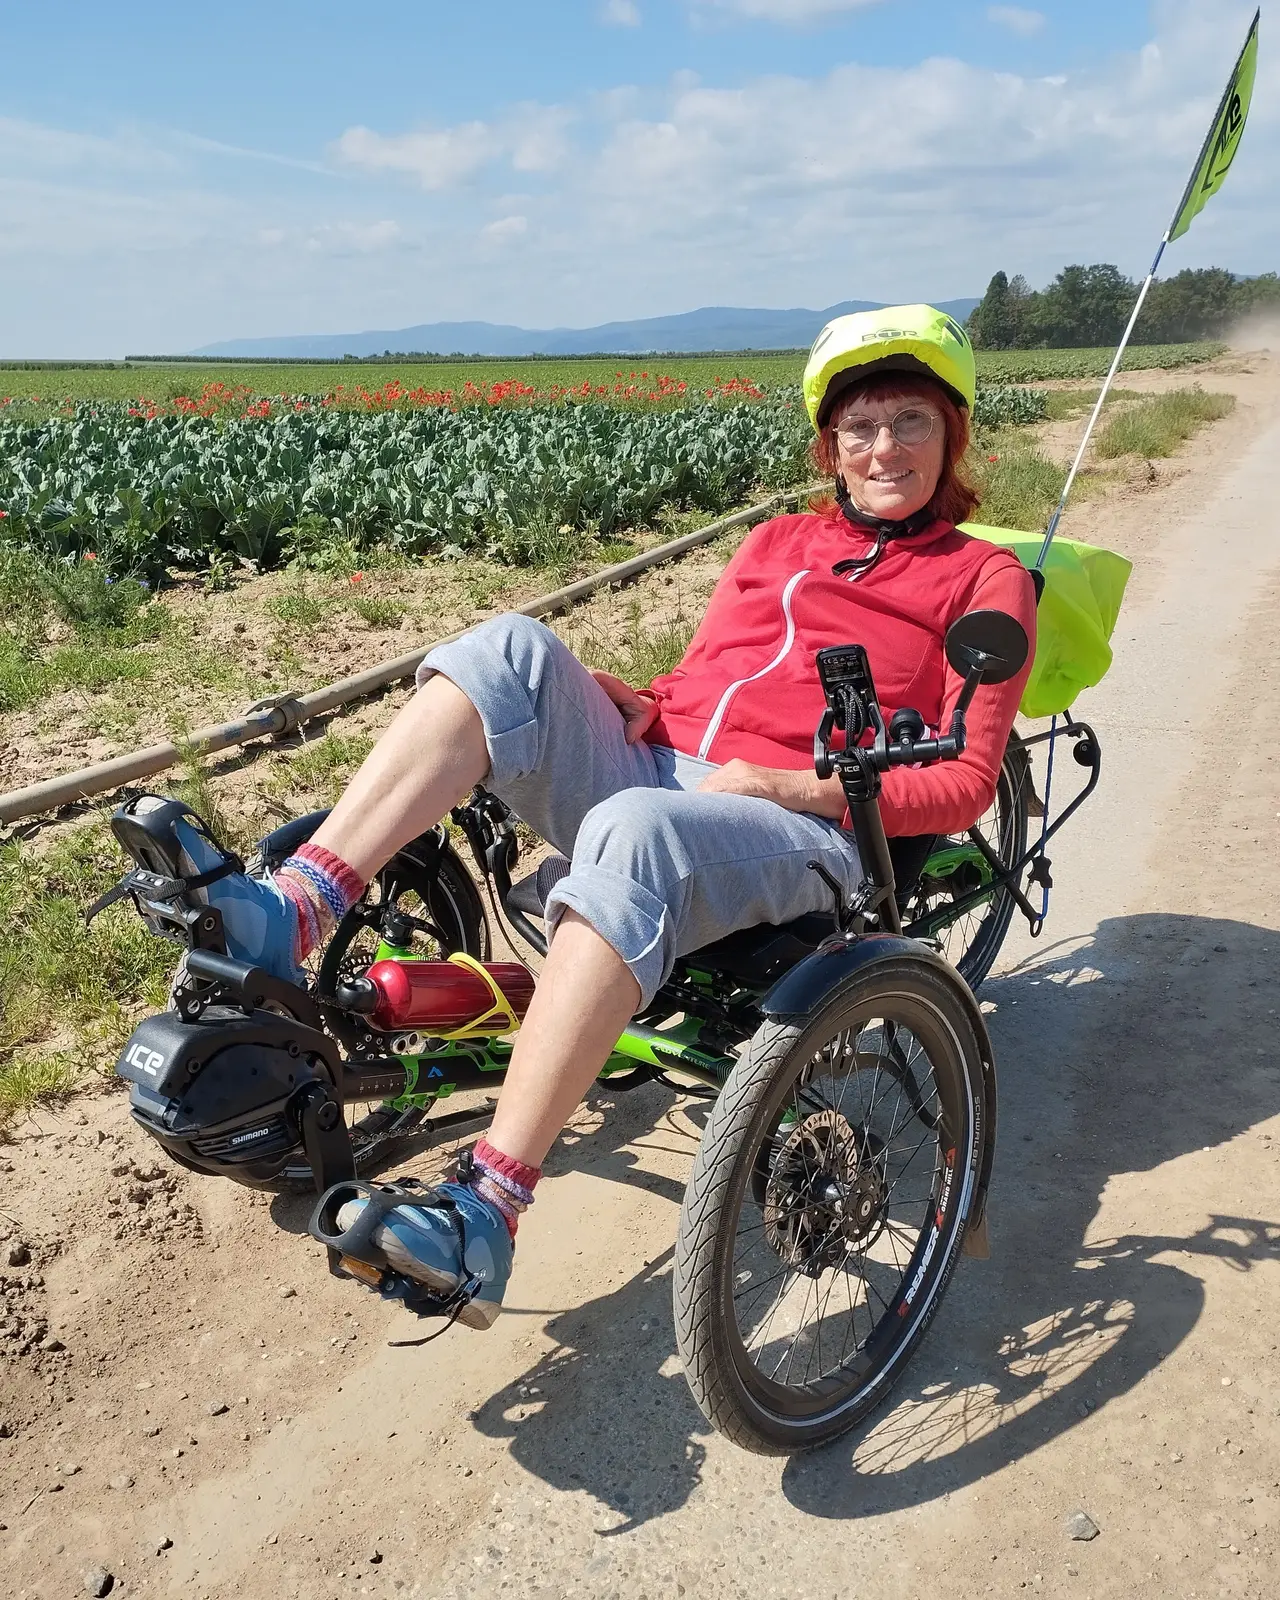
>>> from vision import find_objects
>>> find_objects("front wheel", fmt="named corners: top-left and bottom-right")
top-left (673, 958), bottom-right (985, 1455)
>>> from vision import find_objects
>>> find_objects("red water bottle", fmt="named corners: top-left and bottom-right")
top-left (365, 955), bottom-right (536, 1035)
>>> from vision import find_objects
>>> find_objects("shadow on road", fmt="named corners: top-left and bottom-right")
top-left (462, 910), bottom-right (1280, 1527)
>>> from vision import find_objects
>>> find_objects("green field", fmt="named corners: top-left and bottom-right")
top-left (973, 343), bottom-right (1226, 381)
top-left (0, 355), bottom-right (798, 406)
top-left (0, 342), bottom-right (1227, 404)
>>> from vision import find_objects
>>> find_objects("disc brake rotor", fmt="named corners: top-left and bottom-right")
top-left (763, 1108), bottom-right (888, 1277)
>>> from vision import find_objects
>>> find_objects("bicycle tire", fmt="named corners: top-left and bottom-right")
top-left (905, 732), bottom-right (1031, 989)
top-left (673, 957), bottom-right (984, 1455)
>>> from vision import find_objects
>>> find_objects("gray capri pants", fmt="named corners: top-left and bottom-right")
top-left (419, 613), bottom-right (862, 1006)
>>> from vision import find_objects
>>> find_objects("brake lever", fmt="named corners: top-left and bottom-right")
top-left (814, 709), bottom-right (837, 780)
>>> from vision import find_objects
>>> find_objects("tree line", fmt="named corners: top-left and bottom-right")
top-left (967, 265), bottom-right (1280, 349)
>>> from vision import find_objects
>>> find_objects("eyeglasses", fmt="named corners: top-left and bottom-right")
top-left (835, 406), bottom-right (937, 452)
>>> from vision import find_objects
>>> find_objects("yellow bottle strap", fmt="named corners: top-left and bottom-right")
top-left (433, 951), bottom-right (523, 1041)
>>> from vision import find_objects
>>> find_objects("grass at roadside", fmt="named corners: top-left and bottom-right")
top-left (0, 822), bottom-right (175, 1133)
top-left (1095, 388), bottom-right (1236, 459)
top-left (0, 552), bottom-right (165, 714)
top-left (971, 441), bottom-right (1076, 532)
top-left (970, 383), bottom-right (1235, 532)
top-left (566, 597), bottom-right (698, 685)
top-left (260, 730), bottom-right (376, 812)
top-left (1039, 386), bottom-right (1144, 423)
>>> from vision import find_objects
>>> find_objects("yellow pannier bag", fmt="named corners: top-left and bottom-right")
top-left (959, 524), bottom-right (1132, 720)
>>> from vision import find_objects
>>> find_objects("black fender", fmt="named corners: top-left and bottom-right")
top-left (761, 934), bottom-right (998, 1242)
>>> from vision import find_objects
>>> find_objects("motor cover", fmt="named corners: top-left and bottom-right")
top-left (116, 1008), bottom-right (341, 1185)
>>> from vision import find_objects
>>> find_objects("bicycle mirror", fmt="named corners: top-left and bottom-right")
top-left (944, 610), bottom-right (1029, 685)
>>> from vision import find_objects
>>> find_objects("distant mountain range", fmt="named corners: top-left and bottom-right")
top-left (188, 299), bottom-right (981, 360)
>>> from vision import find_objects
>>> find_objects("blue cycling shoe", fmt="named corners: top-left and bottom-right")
top-left (314, 1180), bottom-right (513, 1330)
top-left (111, 795), bottom-right (304, 985)
top-left (173, 814), bottom-right (304, 984)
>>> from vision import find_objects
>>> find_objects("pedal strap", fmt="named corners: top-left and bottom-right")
top-left (308, 1179), bottom-right (481, 1328)
top-left (85, 855), bottom-right (244, 924)
top-left (309, 1178), bottom-right (434, 1262)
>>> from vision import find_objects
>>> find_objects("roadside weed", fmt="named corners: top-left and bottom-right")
top-left (570, 597), bottom-right (697, 684)
top-left (971, 441), bottom-right (1069, 532)
top-left (0, 823), bottom-right (175, 1133)
top-left (268, 586), bottom-right (328, 629)
top-left (349, 594), bottom-right (404, 629)
top-left (1095, 387), bottom-right (1235, 460)
top-left (1039, 387), bottom-right (1142, 422)
top-left (264, 730), bottom-right (375, 806)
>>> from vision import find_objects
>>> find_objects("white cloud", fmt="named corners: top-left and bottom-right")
top-left (987, 5), bottom-right (1047, 38)
top-left (689, 0), bottom-right (885, 22)
top-left (600, 0), bottom-right (641, 24)
top-left (481, 214), bottom-right (529, 243)
top-left (255, 220), bottom-right (404, 254)
top-left (318, 219), bottom-right (403, 253)
top-left (506, 106), bottom-right (574, 174)
top-left (0, 115), bottom-right (176, 174)
top-left (332, 105), bottom-right (570, 189)
top-left (333, 122), bottom-right (499, 190)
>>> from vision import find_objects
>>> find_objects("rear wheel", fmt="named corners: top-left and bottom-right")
top-left (902, 732), bottom-right (1031, 988)
top-left (673, 958), bottom-right (985, 1455)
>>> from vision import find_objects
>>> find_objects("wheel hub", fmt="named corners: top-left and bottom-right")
top-left (763, 1109), bottom-right (887, 1277)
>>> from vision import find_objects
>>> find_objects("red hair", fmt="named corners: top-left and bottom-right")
top-left (809, 372), bottom-right (981, 528)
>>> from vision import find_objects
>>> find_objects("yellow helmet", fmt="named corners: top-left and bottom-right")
top-left (803, 303), bottom-right (977, 430)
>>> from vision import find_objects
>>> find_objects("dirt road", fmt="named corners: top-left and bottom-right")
top-left (3, 355), bottom-right (1279, 1600)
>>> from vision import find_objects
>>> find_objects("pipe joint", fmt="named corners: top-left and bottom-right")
top-left (244, 693), bottom-right (307, 741)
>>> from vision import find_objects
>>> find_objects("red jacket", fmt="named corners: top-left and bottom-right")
top-left (643, 511), bottom-right (1036, 838)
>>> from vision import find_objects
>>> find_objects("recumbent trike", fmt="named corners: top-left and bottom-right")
top-left (101, 604), bottom-right (1099, 1455)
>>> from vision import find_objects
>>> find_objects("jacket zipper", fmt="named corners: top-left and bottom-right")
top-left (696, 568), bottom-right (809, 761)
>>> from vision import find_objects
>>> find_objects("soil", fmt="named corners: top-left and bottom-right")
top-left (0, 518), bottom-right (728, 801)
top-left (4, 347), bottom-right (1280, 1598)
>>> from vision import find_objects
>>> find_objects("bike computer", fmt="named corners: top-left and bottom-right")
top-left (816, 644), bottom-right (878, 733)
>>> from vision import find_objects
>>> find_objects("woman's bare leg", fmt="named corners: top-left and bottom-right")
top-left (308, 674), bottom-right (490, 881)
top-left (486, 910), bottom-right (641, 1168)
top-left (305, 683), bottom-right (635, 1168)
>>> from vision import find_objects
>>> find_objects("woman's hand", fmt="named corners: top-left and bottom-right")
top-left (591, 670), bottom-right (660, 745)
top-left (697, 759), bottom-right (848, 820)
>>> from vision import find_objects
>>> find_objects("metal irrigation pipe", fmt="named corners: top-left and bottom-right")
top-left (0, 484), bottom-right (822, 826)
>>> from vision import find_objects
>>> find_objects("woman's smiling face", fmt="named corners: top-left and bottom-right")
top-left (833, 388), bottom-right (948, 522)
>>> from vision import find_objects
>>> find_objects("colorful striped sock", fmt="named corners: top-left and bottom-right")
top-left (275, 843), bottom-right (365, 964)
top-left (469, 1136), bottom-right (541, 1240)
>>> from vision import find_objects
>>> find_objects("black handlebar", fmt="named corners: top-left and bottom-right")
top-left (814, 658), bottom-right (984, 787)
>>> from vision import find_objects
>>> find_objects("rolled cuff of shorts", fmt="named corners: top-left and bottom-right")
top-left (417, 631), bottom-right (538, 789)
top-left (544, 864), bottom-right (673, 1009)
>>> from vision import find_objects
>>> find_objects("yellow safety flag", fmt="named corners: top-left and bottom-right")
top-left (1038, 9), bottom-right (1261, 570)
top-left (1168, 8), bottom-right (1259, 241)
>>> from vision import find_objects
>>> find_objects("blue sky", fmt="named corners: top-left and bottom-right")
top-left (0, 0), bottom-right (1272, 355)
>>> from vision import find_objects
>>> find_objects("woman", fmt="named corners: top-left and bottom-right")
top-left (175, 304), bottom-right (1035, 1327)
